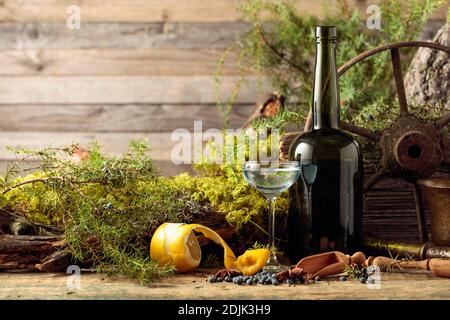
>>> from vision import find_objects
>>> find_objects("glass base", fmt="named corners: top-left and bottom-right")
top-left (262, 264), bottom-right (289, 273)
top-left (263, 255), bottom-right (289, 273)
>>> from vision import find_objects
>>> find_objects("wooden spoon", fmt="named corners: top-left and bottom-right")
top-left (429, 259), bottom-right (450, 278)
top-left (367, 256), bottom-right (450, 278)
top-left (296, 251), bottom-right (366, 278)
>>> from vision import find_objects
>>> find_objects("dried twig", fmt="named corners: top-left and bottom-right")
top-left (2, 177), bottom-right (102, 195)
top-left (257, 29), bottom-right (308, 74)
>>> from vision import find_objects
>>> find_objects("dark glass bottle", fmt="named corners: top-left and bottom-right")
top-left (288, 26), bottom-right (363, 263)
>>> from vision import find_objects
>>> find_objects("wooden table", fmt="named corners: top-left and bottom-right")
top-left (0, 271), bottom-right (449, 300)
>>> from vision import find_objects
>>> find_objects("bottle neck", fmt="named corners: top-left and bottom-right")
top-left (312, 39), bottom-right (340, 130)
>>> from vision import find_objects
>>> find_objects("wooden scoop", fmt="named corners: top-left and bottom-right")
top-left (366, 256), bottom-right (450, 278)
top-left (296, 251), bottom-right (366, 278)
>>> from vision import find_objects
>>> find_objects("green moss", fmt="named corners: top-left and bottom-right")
top-left (4, 172), bottom-right (62, 225)
top-left (172, 173), bottom-right (270, 229)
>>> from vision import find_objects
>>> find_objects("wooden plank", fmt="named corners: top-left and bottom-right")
top-left (0, 49), bottom-right (239, 76)
top-left (0, 104), bottom-right (254, 132)
top-left (0, 0), bottom-right (372, 22)
top-left (0, 22), bottom-right (248, 49)
top-left (0, 0), bottom-right (247, 22)
top-left (0, 0), bottom-right (445, 22)
top-left (0, 76), bottom-right (266, 104)
top-left (0, 272), bottom-right (449, 300)
top-left (0, 19), bottom-right (445, 51)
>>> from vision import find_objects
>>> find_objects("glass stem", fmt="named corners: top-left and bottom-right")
top-left (267, 197), bottom-right (278, 263)
top-left (306, 185), bottom-right (313, 228)
top-left (307, 186), bottom-right (312, 211)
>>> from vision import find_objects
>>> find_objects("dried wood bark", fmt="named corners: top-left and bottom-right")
top-left (0, 235), bottom-right (66, 271)
top-left (35, 249), bottom-right (73, 273)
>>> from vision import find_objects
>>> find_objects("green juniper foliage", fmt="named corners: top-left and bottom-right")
top-left (1, 141), bottom-right (212, 283)
top-left (216, 0), bottom-right (445, 130)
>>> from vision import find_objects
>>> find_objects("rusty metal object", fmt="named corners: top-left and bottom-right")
top-left (280, 41), bottom-right (450, 244)
top-left (418, 178), bottom-right (450, 245)
top-left (380, 115), bottom-right (444, 181)
top-left (363, 238), bottom-right (450, 260)
top-left (413, 183), bottom-right (429, 244)
top-left (337, 41), bottom-right (450, 77)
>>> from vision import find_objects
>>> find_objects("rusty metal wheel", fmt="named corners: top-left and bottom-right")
top-left (286, 41), bottom-right (450, 244)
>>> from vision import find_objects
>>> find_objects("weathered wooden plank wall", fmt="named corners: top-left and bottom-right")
top-left (0, 0), bottom-right (446, 21)
top-left (0, 0), bottom-right (446, 177)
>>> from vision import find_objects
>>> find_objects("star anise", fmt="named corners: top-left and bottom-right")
top-left (276, 266), bottom-right (307, 283)
top-left (214, 269), bottom-right (242, 278)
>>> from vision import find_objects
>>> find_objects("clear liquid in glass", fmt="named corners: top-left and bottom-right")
top-left (243, 166), bottom-right (301, 198)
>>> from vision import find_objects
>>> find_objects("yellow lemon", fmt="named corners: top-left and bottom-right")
top-left (150, 223), bottom-right (271, 275)
top-left (150, 223), bottom-right (236, 273)
top-left (235, 248), bottom-right (270, 276)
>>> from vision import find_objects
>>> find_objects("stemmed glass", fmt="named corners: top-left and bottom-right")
top-left (242, 161), bottom-right (301, 272)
